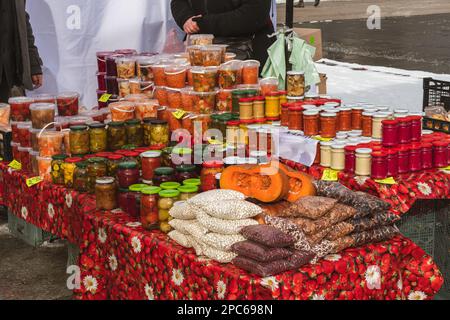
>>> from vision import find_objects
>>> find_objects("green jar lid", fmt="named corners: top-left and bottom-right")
top-left (126, 119), bottom-right (141, 126)
top-left (76, 161), bottom-right (88, 169)
top-left (154, 167), bottom-right (175, 176)
top-left (178, 185), bottom-right (198, 194)
top-left (89, 123), bottom-right (106, 129)
top-left (173, 147), bottom-right (192, 155)
top-left (70, 125), bottom-right (88, 131)
top-left (118, 161), bottom-right (138, 169)
top-left (88, 157), bottom-right (107, 163)
top-left (176, 165), bottom-right (196, 173)
top-left (149, 119), bottom-right (167, 125)
top-left (162, 147), bottom-right (173, 154)
top-left (119, 187), bottom-right (130, 193)
top-left (183, 178), bottom-right (201, 186)
top-left (220, 114), bottom-right (234, 121)
top-left (109, 121), bottom-right (125, 127)
top-left (52, 154), bottom-right (68, 161)
top-left (129, 184), bottom-right (148, 192)
top-left (141, 186), bottom-right (162, 195)
top-left (159, 189), bottom-right (180, 198)
top-left (232, 90), bottom-right (247, 96)
top-left (122, 144), bottom-right (138, 150)
top-left (211, 114), bottom-right (221, 120)
top-left (160, 182), bottom-right (181, 190)
top-left (143, 117), bottom-right (157, 124)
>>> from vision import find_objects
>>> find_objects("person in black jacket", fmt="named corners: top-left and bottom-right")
top-left (171, 0), bottom-right (275, 67)
top-left (0, 0), bottom-right (43, 103)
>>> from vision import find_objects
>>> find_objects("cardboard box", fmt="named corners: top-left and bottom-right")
top-left (318, 73), bottom-right (328, 95)
top-left (293, 28), bottom-right (323, 61)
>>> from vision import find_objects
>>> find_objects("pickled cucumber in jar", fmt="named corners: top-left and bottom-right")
top-left (70, 125), bottom-right (90, 155)
top-left (89, 123), bottom-right (107, 153)
top-left (150, 120), bottom-right (169, 149)
top-left (125, 119), bottom-right (144, 146)
top-left (107, 121), bottom-right (127, 151)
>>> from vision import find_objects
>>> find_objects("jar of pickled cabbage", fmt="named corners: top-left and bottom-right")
top-left (73, 161), bottom-right (89, 192)
top-left (125, 119), bottom-right (144, 146)
top-left (70, 125), bottom-right (90, 155)
top-left (51, 154), bottom-right (68, 185)
top-left (107, 121), bottom-right (127, 151)
top-left (89, 123), bottom-right (107, 153)
top-left (96, 177), bottom-right (117, 210)
top-left (158, 190), bottom-right (180, 233)
top-left (87, 157), bottom-right (108, 194)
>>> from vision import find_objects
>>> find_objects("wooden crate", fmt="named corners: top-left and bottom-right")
top-left (7, 212), bottom-right (52, 247)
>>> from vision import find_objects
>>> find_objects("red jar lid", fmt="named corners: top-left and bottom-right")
top-left (372, 145), bottom-right (382, 152)
top-left (382, 119), bottom-right (398, 126)
top-left (398, 145), bottom-right (411, 152)
top-left (253, 96), bottom-right (265, 101)
top-left (83, 154), bottom-right (98, 160)
top-left (385, 148), bottom-right (399, 155)
top-left (66, 157), bottom-right (83, 164)
top-left (266, 92), bottom-right (280, 97)
top-left (278, 91), bottom-right (287, 95)
top-left (433, 141), bottom-right (449, 147)
top-left (96, 152), bottom-right (114, 158)
top-left (108, 154), bottom-right (124, 160)
top-left (124, 151), bottom-right (140, 157)
top-left (239, 97), bottom-right (254, 103)
top-left (116, 150), bottom-right (129, 155)
top-left (398, 117), bottom-right (412, 123)
top-left (289, 106), bottom-right (304, 111)
top-left (266, 117), bottom-right (281, 121)
top-left (281, 103), bottom-right (294, 109)
top-left (134, 147), bottom-right (152, 153)
top-left (227, 120), bottom-right (241, 126)
top-left (421, 142), bottom-right (433, 149)
top-left (253, 118), bottom-right (266, 124)
top-left (408, 115), bottom-right (422, 121)
top-left (372, 151), bottom-right (387, 157)
top-left (239, 119), bottom-right (255, 124)
top-left (410, 143), bottom-right (422, 150)
top-left (344, 145), bottom-right (358, 153)
top-left (203, 161), bottom-right (224, 168)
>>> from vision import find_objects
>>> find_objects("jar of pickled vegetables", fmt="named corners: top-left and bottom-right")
top-left (219, 61), bottom-right (243, 89)
top-left (106, 154), bottom-right (124, 176)
top-left (117, 161), bottom-right (140, 188)
top-left (178, 185), bottom-right (199, 201)
top-left (109, 101), bottom-right (136, 122)
top-left (161, 147), bottom-right (174, 168)
top-left (30, 103), bottom-right (56, 129)
top-left (89, 123), bottom-right (107, 153)
top-left (149, 120), bottom-right (169, 149)
top-left (191, 66), bottom-right (218, 92)
top-left (124, 184), bottom-right (148, 218)
top-left (70, 125), bottom-right (90, 155)
top-left (95, 177), bottom-right (117, 210)
top-left (201, 161), bottom-right (224, 192)
top-left (226, 120), bottom-right (240, 146)
top-left (107, 121), bottom-right (127, 151)
top-left (158, 190), bottom-right (180, 233)
top-left (242, 60), bottom-right (260, 85)
top-left (56, 93), bottom-right (79, 116)
top-left (125, 119), bottom-right (144, 146)
top-left (115, 57), bottom-right (136, 79)
top-left (183, 178), bottom-right (201, 187)
top-left (64, 157), bottom-right (83, 188)
top-left (51, 154), bottom-right (68, 185)
top-left (87, 157), bottom-right (108, 194)
top-left (73, 161), bottom-right (89, 192)
top-left (140, 186), bottom-right (162, 230)
top-left (9, 97), bottom-right (33, 121)
top-left (141, 150), bottom-right (162, 181)
top-left (153, 167), bottom-right (176, 186)
top-left (160, 182), bottom-right (181, 191)
top-left (38, 130), bottom-right (64, 157)
top-left (175, 165), bottom-right (198, 183)
top-left (287, 71), bottom-right (305, 97)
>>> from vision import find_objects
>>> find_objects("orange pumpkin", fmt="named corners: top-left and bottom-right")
top-left (274, 161), bottom-right (317, 202)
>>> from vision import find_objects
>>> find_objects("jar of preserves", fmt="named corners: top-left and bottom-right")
top-left (160, 182), bottom-right (181, 191)
top-left (421, 143), bottom-right (433, 170)
top-left (8, 97), bottom-right (33, 121)
top-left (161, 147), bottom-right (174, 168)
top-left (56, 93), bottom-right (79, 116)
top-left (191, 66), bottom-right (218, 92)
top-left (386, 149), bottom-right (399, 177)
top-left (149, 120), bottom-right (169, 149)
top-left (106, 154), bottom-right (124, 176)
top-left (409, 116), bottom-right (422, 142)
top-left (140, 186), bottom-right (162, 230)
top-left (37, 156), bottom-right (52, 182)
top-left (409, 144), bottom-right (422, 172)
top-left (87, 157), bottom-right (108, 194)
top-left (303, 110), bottom-right (319, 136)
top-left (201, 161), bottom-right (224, 192)
top-left (95, 177), bottom-right (117, 210)
top-left (64, 157), bottom-right (83, 188)
top-left (125, 119), bottom-right (144, 147)
top-left (191, 90), bottom-right (217, 114)
top-left (398, 146), bottom-right (411, 174)
top-left (89, 123), bottom-right (107, 153)
top-left (361, 112), bottom-right (374, 137)
top-left (239, 98), bottom-right (254, 121)
top-left (107, 121), bottom-right (127, 151)
top-left (371, 151), bottom-right (388, 179)
top-left (287, 71), bottom-right (305, 97)
top-left (158, 190), bottom-right (180, 233)
top-left (30, 103), bottom-right (56, 129)
top-left (351, 106), bottom-right (364, 130)
top-left (372, 113), bottom-right (388, 139)
top-left (69, 125), bottom-right (90, 155)
top-left (117, 161), bottom-right (140, 188)
top-left (178, 185), bottom-right (199, 201)
top-left (432, 141), bottom-right (449, 168)
top-left (51, 154), bottom-right (68, 185)
top-left (265, 92), bottom-right (280, 118)
top-left (355, 148), bottom-right (372, 176)
top-left (320, 141), bottom-right (333, 168)
top-left (175, 165), bottom-right (198, 183)
top-left (381, 120), bottom-right (399, 147)
top-left (216, 89), bottom-right (233, 112)
top-left (17, 122), bottom-right (32, 148)
top-left (125, 184), bottom-right (148, 218)
top-left (183, 178), bottom-right (201, 187)
top-left (139, 150), bottom-right (161, 181)
top-left (288, 106), bottom-right (304, 131)
top-left (344, 145), bottom-right (357, 174)
top-left (398, 117), bottom-right (412, 145)
top-left (330, 143), bottom-right (345, 171)
top-left (337, 107), bottom-right (352, 131)
top-left (153, 167), bottom-right (176, 186)
top-left (320, 112), bottom-right (337, 138)
top-left (73, 161), bottom-right (89, 192)
top-left (226, 120), bottom-right (240, 146)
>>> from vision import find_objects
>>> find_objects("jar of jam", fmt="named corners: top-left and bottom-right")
top-left (432, 141), bottom-right (449, 168)
top-left (372, 113), bottom-right (388, 139)
top-left (140, 186), bottom-right (162, 230)
top-left (117, 161), bottom-right (140, 188)
top-left (70, 125), bottom-right (90, 155)
top-left (158, 189), bottom-right (180, 233)
top-left (355, 148), bottom-right (372, 176)
top-left (89, 123), bottom-right (107, 153)
top-left (343, 145), bottom-right (357, 174)
top-left (421, 143), bottom-right (433, 170)
top-left (351, 106), bottom-right (364, 130)
top-left (320, 112), bottom-right (337, 138)
top-left (153, 167), bottom-right (176, 186)
top-left (176, 165), bottom-right (198, 183)
top-left (303, 110), bottom-right (319, 136)
top-left (398, 117), bottom-right (412, 144)
top-left (371, 151), bottom-right (388, 179)
top-left (178, 185), bottom-right (199, 201)
top-left (386, 149), bottom-right (399, 177)
top-left (265, 92), bottom-right (280, 118)
top-left (280, 103), bottom-right (291, 127)
top-left (95, 177), bottom-right (117, 210)
top-left (87, 157), bottom-right (108, 194)
top-left (381, 120), bottom-right (399, 147)
top-left (51, 154), bottom-right (67, 185)
top-left (126, 184), bottom-right (148, 218)
top-left (330, 143), bottom-right (345, 171)
top-left (253, 96), bottom-right (265, 119)
top-left (398, 146), bottom-right (411, 174)
top-left (288, 105), bottom-right (304, 131)
top-left (125, 119), bottom-right (144, 147)
top-left (64, 157), bottom-right (83, 188)
top-left (319, 141), bottom-right (333, 168)
top-left (337, 107), bottom-right (352, 131)
top-left (409, 144), bottom-right (422, 172)
top-left (361, 112), bottom-right (374, 137)
top-left (239, 98), bottom-right (254, 121)
top-left (201, 161), bottom-right (224, 192)
top-left (73, 161), bottom-right (89, 192)
top-left (409, 116), bottom-right (422, 142)
top-left (141, 151), bottom-right (162, 181)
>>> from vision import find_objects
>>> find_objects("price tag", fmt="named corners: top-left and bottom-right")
top-left (0, 157), bottom-right (3, 161)
top-left (8, 160), bottom-right (22, 170)
top-left (375, 177), bottom-right (397, 185)
top-left (321, 168), bottom-right (339, 181)
top-left (313, 136), bottom-right (333, 142)
top-left (26, 176), bottom-right (43, 187)
top-left (310, 36), bottom-right (316, 45)
top-left (172, 109), bottom-right (186, 120)
top-left (98, 94), bottom-right (112, 103)
top-left (208, 138), bottom-right (225, 146)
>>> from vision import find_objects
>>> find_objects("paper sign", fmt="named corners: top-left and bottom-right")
top-left (375, 177), bottom-right (397, 185)
top-left (313, 136), bottom-right (333, 142)
top-left (172, 109), bottom-right (186, 120)
top-left (321, 169), bottom-right (339, 181)
top-left (8, 160), bottom-right (22, 170)
top-left (98, 94), bottom-right (112, 103)
top-left (310, 36), bottom-right (315, 45)
top-left (0, 157), bottom-right (3, 161)
top-left (26, 176), bottom-right (43, 187)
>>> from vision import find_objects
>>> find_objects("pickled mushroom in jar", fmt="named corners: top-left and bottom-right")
top-left (116, 57), bottom-right (136, 79)
top-left (287, 71), bottom-right (305, 97)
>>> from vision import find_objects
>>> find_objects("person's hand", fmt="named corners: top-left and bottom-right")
top-left (183, 15), bottom-right (201, 34)
top-left (32, 74), bottom-right (43, 89)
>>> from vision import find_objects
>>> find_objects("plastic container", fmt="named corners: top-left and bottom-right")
top-left (106, 54), bottom-right (123, 77)
top-left (191, 90), bottom-right (217, 114)
top-left (29, 103), bottom-right (56, 129)
top-left (166, 87), bottom-right (182, 109)
top-left (154, 86), bottom-right (168, 106)
top-left (8, 97), bottom-right (33, 121)
top-left (242, 60), bottom-right (260, 85)
top-left (218, 60), bottom-right (243, 89)
top-left (165, 65), bottom-right (187, 89)
top-left (17, 122), bottom-right (32, 148)
top-left (56, 92), bottom-right (79, 116)
top-left (216, 89), bottom-right (233, 112)
top-left (115, 56), bottom-right (136, 79)
top-left (109, 101), bottom-right (135, 122)
top-left (191, 66), bottom-right (218, 92)
top-left (37, 156), bottom-right (52, 182)
top-left (96, 51), bottom-right (114, 73)
top-left (201, 45), bottom-right (222, 67)
top-left (0, 103), bottom-right (10, 125)
top-left (260, 77), bottom-right (279, 96)
top-left (38, 130), bottom-right (64, 157)
top-left (136, 56), bottom-right (156, 81)
top-left (105, 76), bottom-right (119, 95)
top-left (188, 34), bottom-right (214, 46)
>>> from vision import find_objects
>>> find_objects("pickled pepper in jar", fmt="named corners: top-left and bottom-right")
top-left (51, 154), bottom-right (68, 185)
top-left (140, 186), bottom-right (162, 230)
top-left (64, 157), bottom-right (83, 188)
top-left (89, 123), bottom-right (107, 153)
top-left (149, 120), bottom-right (169, 149)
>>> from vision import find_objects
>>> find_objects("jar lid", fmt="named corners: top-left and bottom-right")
top-left (155, 167), bottom-right (175, 175)
top-left (351, 106), bottom-right (365, 110)
top-left (96, 152), bottom-right (114, 158)
top-left (303, 110), bottom-right (319, 116)
top-left (108, 154), bottom-right (124, 161)
top-left (129, 184), bottom-right (148, 192)
top-left (176, 165), bottom-right (196, 172)
top-left (239, 119), bottom-right (255, 124)
top-left (433, 141), bottom-right (449, 147)
top-left (143, 117), bottom-right (157, 124)
top-left (141, 186), bottom-right (162, 195)
top-left (344, 145), bottom-right (358, 152)
top-left (407, 115), bottom-right (422, 121)
top-left (159, 189), bottom-right (180, 198)
top-left (320, 112), bottom-right (337, 117)
top-left (355, 148), bottom-right (373, 154)
top-left (373, 113), bottom-right (388, 119)
top-left (76, 161), bottom-right (88, 168)
top-left (183, 178), bottom-right (201, 186)
top-left (371, 151), bottom-right (387, 157)
top-left (203, 161), bottom-right (224, 168)
top-left (288, 106), bottom-right (304, 111)
top-left (398, 117), bottom-right (412, 123)
top-left (118, 161), bottom-right (137, 169)
top-left (173, 147), bottom-right (193, 155)
top-left (362, 112), bottom-right (375, 116)
top-left (160, 182), bottom-right (181, 190)
top-left (149, 119), bottom-right (168, 125)
top-left (96, 177), bottom-right (115, 184)
top-left (421, 142), bottom-right (433, 148)
top-left (141, 151), bottom-right (162, 158)
top-left (29, 103), bottom-right (56, 110)
top-left (386, 148), bottom-right (399, 155)
top-left (89, 123), bottom-right (106, 129)
top-left (52, 154), bottom-right (68, 161)
top-left (108, 121), bottom-right (125, 127)
top-left (66, 157), bottom-right (83, 164)
top-left (178, 185), bottom-right (199, 193)
top-left (331, 143), bottom-right (346, 149)
top-left (253, 96), bottom-right (265, 101)
top-left (239, 97), bottom-right (254, 103)
top-left (122, 151), bottom-right (140, 157)
top-left (88, 157), bottom-right (107, 163)
top-left (126, 119), bottom-right (141, 125)
top-left (320, 141), bottom-right (333, 147)
top-left (382, 119), bottom-right (398, 125)
top-left (70, 125), bottom-right (88, 131)
top-left (227, 120), bottom-right (240, 126)
top-left (287, 70), bottom-right (305, 75)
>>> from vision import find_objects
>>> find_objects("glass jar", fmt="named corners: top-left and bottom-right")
top-left (140, 186), bottom-right (162, 230)
top-left (288, 106), bottom-right (304, 131)
top-left (381, 120), bottom-right (399, 147)
top-left (149, 120), bottom-right (170, 149)
top-left (331, 143), bottom-right (345, 171)
top-left (398, 118), bottom-right (412, 145)
top-left (126, 184), bottom-right (148, 218)
top-left (89, 123), bottom-right (107, 153)
top-left (432, 141), bottom-right (449, 168)
top-left (178, 185), bottom-right (199, 201)
top-left (107, 121), bottom-right (127, 151)
top-left (106, 154), bottom-right (124, 176)
top-left (372, 113), bottom-right (388, 139)
top-left (409, 116), bottom-right (422, 142)
top-left (95, 177), bottom-right (117, 210)
top-left (303, 110), bottom-right (320, 136)
top-left (30, 103), bottom-right (56, 129)
top-left (386, 149), bottom-right (398, 177)
top-left (201, 161), bottom-right (224, 192)
top-left (158, 190), bottom-right (180, 233)
top-left (153, 167), bottom-right (176, 186)
top-left (183, 178), bottom-right (201, 187)
top-left (8, 97), bottom-right (34, 121)
top-left (320, 112), bottom-right (337, 138)
top-left (141, 150), bottom-right (162, 181)
top-left (409, 144), bottom-right (422, 172)
top-left (421, 143), bottom-right (433, 170)
top-left (56, 93), bottom-right (79, 116)
top-left (398, 146), bottom-right (410, 174)
top-left (226, 120), bottom-right (240, 146)
top-left (231, 90), bottom-right (247, 113)
top-left (87, 158), bottom-right (108, 194)
top-left (371, 151), bottom-right (388, 179)
top-left (287, 71), bottom-right (305, 97)
top-left (338, 107), bottom-right (352, 131)
top-left (73, 161), bottom-right (89, 192)
top-left (252, 96), bottom-right (265, 119)
top-left (175, 165), bottom-right (198, 183)
top-left (125, 119), bottom-right (144, 147)
top-left (160, 182), bottom-right (181, 191)
top-left (117, 161), bottom-right (140, 188)
top-left (351, 106), bottom-right (364, 130)
top-left (280, 103), bottom-right (291, 127)
top-left (51, 154), bottom-right (68, 185)
top-left (161, 147), bottom-right (174, 168)
top-left (64, 157), bottom-right (83, 188)
top-left (320, 141), bottom-right (333, 167)
top-left (355, 148), bottom-right (372, 176)
top-left (361, 112), bottom-right (374, 137)
top-left (70, 125), bottom-right (90, 155)
top-left (265, 92), bottom-right (280, 118)
top-left (344, 145), bottom-right (357, 174)
top-left (239, 98), bottom-right (254, 121)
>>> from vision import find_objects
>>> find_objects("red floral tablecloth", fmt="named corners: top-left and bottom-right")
top-left (0, 163), bottom-right (445, 300)
top-left (281, 160), bottom-right (450, 215)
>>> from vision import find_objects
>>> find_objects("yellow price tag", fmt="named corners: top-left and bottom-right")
top-left (313, 136), bottom-right (333, 142)
top-left (375, 177), bottom-right (397, 185)
top-left (0, 157), bottom-right (3, 161)
top-left (8, 160), bottom-right (22, 170)
top-left (98, 94), bottom-right (112, 103)
top-left (321, 168), bottom-right (339, 181)
top-left (26, 176), bottom-right (43, 187)
top-left (442, 165), bottom-right (450, 171)
top-left (172, 109), bottom-right (186, 120)
top-left (208, 138), bottom-right (225, 146)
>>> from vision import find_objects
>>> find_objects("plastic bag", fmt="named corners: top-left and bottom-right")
top-left (200, 233), bottom-right (245, 251)
top-left (168, 230), bottom-right (192, 248)
top-left (257, 201), bottom-right (292, 217)
top-left (169, 201), bottom-right (196, 220)
top-left (197, 200), bottom-right (262, 220)
top-left (350, 211), bottom-right (400, 233)
top-left (232, 241), bottom-right (293, 262)
top-left (351, 225), bottom-right (400, 247)
top-left (289, 250), bottom-right (316, 269)
top-left (286, 196), bottom-right (338, 219)
top-left (196, 210), bottom-right (258, 235)
top-left (326, 222), bottom-right (355, 241)
top-left (240, 225), bottom-right (295, 248)
top-left (188, 189), bottom-right (246, 206)
top-left (310, 240), bottom-right (334, 263)
top-left (330, 236), bottom-right (354, 253)
top-left (232, 256), bottom-right (293, 277)
top-left (264, 216), bottom-right (311, 251)
top-left (168, 219), bottom-right (196, 235)
top-left (306, 227), bottom-right (331, 245)
top-left (183, 220), bottom-right (209, 239)
top-left (203, 245), bottom-right (237, 264)
top-left (162, 28), bottom-right (186, 54)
